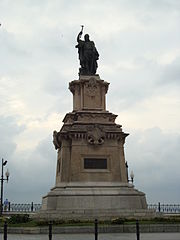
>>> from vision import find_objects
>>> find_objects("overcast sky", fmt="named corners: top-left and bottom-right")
top-left (0, 0), bottom-right (180, 204)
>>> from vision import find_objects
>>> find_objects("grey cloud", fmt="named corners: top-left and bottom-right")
top-left (5, 123), bottom-right (180, 203)
top-left (105, 59), bottom-right (160, 111)
top-left (0, 115), bottom-right (25, 158)
top-left (161, 57), bottom-right (180, 85)
top-left (1, 0), bottom-right (180, 204)
top-left (43, 71), bottom-right (67, 96)
top-left (116, 0), bottom-right (180, 12)
top-left (125, 127), bottom-right (180, 203)
top-left (6, 134), bottom-right (56, 202)
top-left (0, 30), bottom-right (29, 76)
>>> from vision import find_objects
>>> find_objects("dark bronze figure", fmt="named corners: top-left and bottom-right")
top-left (76, 26), bottom-right (99, 75)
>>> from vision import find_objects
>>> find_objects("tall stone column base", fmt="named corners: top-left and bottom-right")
top-left (38, 75), bottom-right (154, 220)
top-left (37, 182), bottom-right (154, 220)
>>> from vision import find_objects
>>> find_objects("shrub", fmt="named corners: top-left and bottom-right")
top-left (8, 214), bottom-right (30, 224)
top-left (111, 218), bottom-right (125, 224)
top-left (36, 219), bottom-right (65, 226)
top-left (68, 219), bottom-right (81, 224)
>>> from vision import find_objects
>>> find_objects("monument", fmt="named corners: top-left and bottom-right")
top-left (39, 27), bottom-right (152, 220)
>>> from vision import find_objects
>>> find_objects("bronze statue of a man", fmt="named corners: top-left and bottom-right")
top-left (76, 27), bottom-right (99, 75)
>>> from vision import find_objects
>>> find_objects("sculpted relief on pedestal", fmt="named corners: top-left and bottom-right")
top-left (87, 125), bottom-right (105, 145)
top-left (85, 78), bottom-right (98, 97)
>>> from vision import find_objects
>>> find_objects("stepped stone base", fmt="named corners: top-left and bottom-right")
top-left (37, 182), bottom-right (154, 220)
top-left (38, 75), bottom-right (153, 220)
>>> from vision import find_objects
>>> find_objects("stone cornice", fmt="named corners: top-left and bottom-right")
top-left (53, 123), bottom-right (129, 149)
top-left (69, 75), bottom-right (109, 95)
top-left (63, 111), bottom-right (118, 124)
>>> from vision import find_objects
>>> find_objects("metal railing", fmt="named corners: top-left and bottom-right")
top-left (4, 202), bottom-right (42, 212)
top-left (2, 219), bottom-right (141, 240)
top-left (3, 202), bottom-right (180, 213)
top-left (148, 203), bottom-right (180, 213)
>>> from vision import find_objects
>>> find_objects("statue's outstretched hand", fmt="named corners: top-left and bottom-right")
top-left (77, 31), bottom-right (83, 42)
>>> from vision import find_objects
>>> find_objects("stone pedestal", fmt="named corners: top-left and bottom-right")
top-left (39, 75), bottom-right (151, 220)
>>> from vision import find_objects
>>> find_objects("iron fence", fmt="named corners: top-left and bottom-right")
top-left (148, 203), bottom-right (180, 213)
top-left (3, 202), bottom-right (180, 213)
top-left (7, 202), bottom-right (41, 212)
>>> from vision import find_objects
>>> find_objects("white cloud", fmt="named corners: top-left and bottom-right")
top-left (0, 0), bottom-right (180, 204)
top-left (116, 88), bottom-right (180, 133)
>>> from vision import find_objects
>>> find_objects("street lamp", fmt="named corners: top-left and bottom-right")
top-left (130, 170), bottom-right (134, 183)
top-left (126, 161), bottom-right (134, 184)
top-left (5, 169), bottom-right (10, 182)
top-left (125, 161), bottom-right (129, 181)
top-left (0, 158), bottom-right (10, 215)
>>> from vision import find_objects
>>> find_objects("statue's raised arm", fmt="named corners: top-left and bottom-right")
top-left (75, 26), bottom-right (99, 76)
top-left (77, 31), bottom-right (82, 42)
top-left (77, 25), bottom-right (84, 42)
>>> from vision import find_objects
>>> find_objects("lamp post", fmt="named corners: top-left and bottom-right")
top-left (125, 161), bottom-right (129, 181)
top-left (130, 170), bottom-right (134, 183)
top-left (0, 158), bottom-right (10, 215)
top-left (126, 162), bottom-right (134, 184)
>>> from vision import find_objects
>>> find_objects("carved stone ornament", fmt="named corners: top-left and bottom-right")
top-left (87, 125), bottom-right (105, 145)
top-left (69, 82), bottom-right (80, 95)
top-left (53, 130), bottom-right (61, 150)
top-left (85, 78), bottom-right (98, 97)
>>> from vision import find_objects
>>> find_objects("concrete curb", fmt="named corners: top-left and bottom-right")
top-left (0, 224), bottom-right (180, 234)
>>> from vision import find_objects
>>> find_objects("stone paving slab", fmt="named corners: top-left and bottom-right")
top-left (1, 233), bottom-right (180, 240)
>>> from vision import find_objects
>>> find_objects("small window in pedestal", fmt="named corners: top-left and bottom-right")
top-left (81, 155), bottom-right (110, 173)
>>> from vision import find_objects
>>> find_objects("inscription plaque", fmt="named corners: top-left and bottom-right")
top-left (84, 158), bottom-right (107, 169)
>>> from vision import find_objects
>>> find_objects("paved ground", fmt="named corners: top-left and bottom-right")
top-left (1, 233), bottom-right (180, 240)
